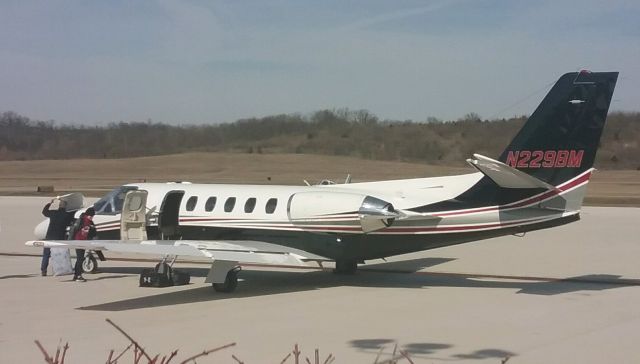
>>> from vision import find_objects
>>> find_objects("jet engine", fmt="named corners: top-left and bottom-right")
top-left (287, 192), bottom-right (399, 233)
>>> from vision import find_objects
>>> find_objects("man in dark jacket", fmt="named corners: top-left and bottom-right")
top-left (41, 198), bottom-right (75, 276)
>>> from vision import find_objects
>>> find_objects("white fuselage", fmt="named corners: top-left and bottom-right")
top-left (34, 169), bottom-right (589, 260)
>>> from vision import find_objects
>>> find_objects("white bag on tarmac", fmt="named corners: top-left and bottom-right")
top-left (51, 248), bottom-right (73, 276)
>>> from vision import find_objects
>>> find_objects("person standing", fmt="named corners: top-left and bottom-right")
top-left (71, 207), bottom-right (96, 282)
top-left (41, 198), bottom-right (75, 276)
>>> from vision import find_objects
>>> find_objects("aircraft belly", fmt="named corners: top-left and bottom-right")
top-left (173, 213), bottom-right (578, 261)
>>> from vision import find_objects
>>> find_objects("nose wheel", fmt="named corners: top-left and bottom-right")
top-left (82, 253), bottom-right (98, 274)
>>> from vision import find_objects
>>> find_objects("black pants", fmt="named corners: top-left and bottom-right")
top-left (41, 248), bottom-right (51, 273)
top-left (74, 249), bottom-right (85, 277)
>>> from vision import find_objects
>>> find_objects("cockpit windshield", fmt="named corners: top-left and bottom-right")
top-left (93, 186), bottom-right (138, 214)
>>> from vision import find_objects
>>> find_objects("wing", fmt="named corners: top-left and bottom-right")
top-left (26, 239), bottom-right (329, 266)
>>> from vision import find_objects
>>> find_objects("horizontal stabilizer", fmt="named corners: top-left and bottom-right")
top-left (467, 154), bottom-right (555, 189)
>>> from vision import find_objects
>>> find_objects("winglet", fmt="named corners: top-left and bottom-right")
top-left (467, 154), bottom-right (555, 189)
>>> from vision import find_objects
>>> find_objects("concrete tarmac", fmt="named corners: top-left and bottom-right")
top-left (1, 197), bottom-right (639, 363)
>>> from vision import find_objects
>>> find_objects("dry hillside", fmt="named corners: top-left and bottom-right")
top-left (1, 110), bottom-right (638, 169)
top-left (0, 152), bottom-right (637, 206)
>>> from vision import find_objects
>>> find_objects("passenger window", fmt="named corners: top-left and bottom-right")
top-left (224, 197), bottom-right (236, 212)
top-left (244, 198), bottom-right (257, 213)
top-left (186, 196), bottom-right (198, 211)
top-left (205, 197), bottom-right (217, 212)
top-left (265, 198), bottom-right (278, 214)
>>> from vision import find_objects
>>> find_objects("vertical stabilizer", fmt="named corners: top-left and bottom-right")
top-left (498, 71), bottom-right (618, 186)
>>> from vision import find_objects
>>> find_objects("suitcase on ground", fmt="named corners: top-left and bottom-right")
top-left (139, 264), bottom-right (191, 287)
top-left (139, 268), bottom-right (173, 287)
top-left (172, 270), bottom-right (191, 286)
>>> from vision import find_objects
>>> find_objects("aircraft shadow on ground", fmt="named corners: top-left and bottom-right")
top-left (0, 273), bottom-right (38, 280)
top-left (77, 257), bottom-right (638, 312)
top-left (348, 339), bottom-right (516, 362)
top-left (360, 257), bottom-right (456, 272)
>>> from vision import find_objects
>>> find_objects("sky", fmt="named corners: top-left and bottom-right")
top-left (1, 0), bottom-right (638, 125)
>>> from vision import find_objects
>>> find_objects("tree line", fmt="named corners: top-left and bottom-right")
top-left (1, 109), bottom-right (638, 169)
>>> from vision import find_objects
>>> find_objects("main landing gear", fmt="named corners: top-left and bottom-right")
top-left (212, 266), bottom-right (241, 293)
top-left (210, 259), bottom-right (357, 292)
top-left (206, 261), bottom-right (242, 293)
top-left (333, 259), bottom-right (358, 275)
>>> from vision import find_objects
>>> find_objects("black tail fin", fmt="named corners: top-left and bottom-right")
top-left (498, 71), bottom-right (618, 186)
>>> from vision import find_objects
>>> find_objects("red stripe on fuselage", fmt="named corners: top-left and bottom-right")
top-left (93, 171), bottom-right (589, 235)
top-left (432, 170), bottom-right (592, 217)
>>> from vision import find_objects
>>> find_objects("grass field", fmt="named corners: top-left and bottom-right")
top-left (0, 152), bottom-right (638, 206)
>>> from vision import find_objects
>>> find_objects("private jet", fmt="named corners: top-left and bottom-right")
top-left (28, 71), bottom-right (618, 292)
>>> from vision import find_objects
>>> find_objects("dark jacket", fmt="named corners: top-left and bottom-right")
top-left (42, 203), bottom-right (75, 240)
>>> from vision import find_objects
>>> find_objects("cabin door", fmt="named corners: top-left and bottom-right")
top-left (120, 190), bottom-right (148, 240)
top-left (158, 190), bottom-right (185, 239)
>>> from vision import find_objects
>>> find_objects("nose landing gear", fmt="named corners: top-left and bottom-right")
top-left (82, 250), bottom-right (106, 274)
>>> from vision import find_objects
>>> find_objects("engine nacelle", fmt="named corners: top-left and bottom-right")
top-left (287, 192), bottom-right (399, 233)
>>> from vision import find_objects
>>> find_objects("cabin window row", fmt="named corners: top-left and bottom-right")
top-left (185, 196), bottom-right (278, 214)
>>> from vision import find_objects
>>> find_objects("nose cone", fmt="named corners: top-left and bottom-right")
top-left (34, 219), bottom-right (49, 239)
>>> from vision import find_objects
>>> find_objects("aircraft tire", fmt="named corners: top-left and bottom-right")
top-left (333, 260), bottom-right (357, 274)
top-left (212, 268), bottom-right (240, 293)
top-left (82, 254), bottom-right (98, 274)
